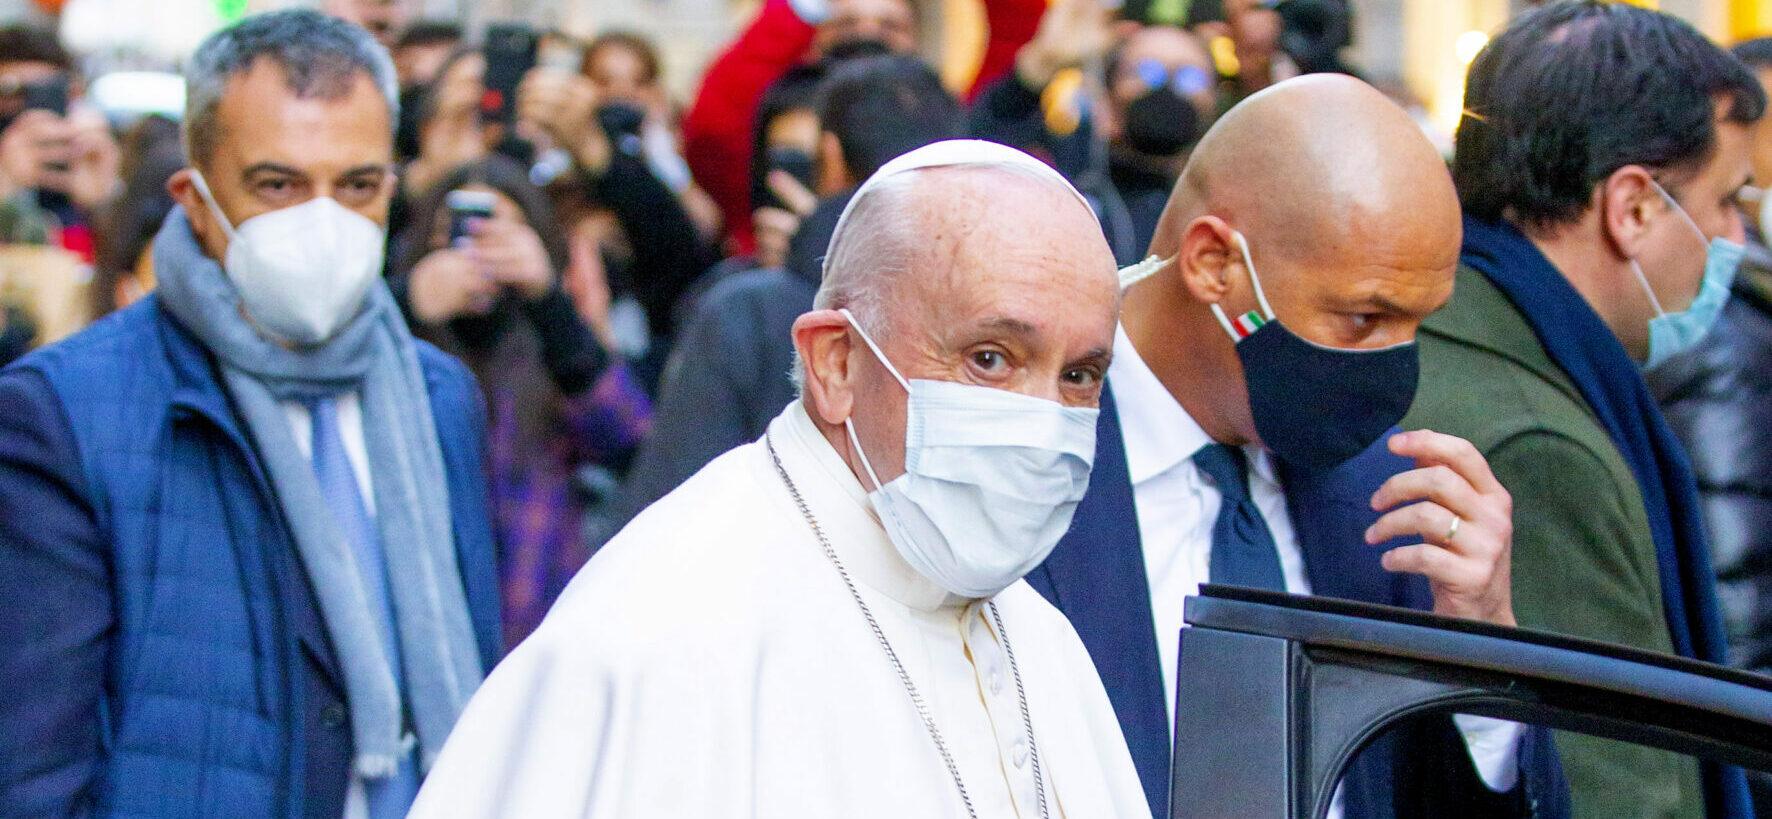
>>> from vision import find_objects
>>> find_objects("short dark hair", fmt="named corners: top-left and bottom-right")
top-left (816, 55), bottom-right (964, 181)
top-left (393, 20), bottom-right (462, 52)
top-left (748, 65), bottom-right (827, 211)
top-left (583, 30), bottom-right (661, 86)
top-left (1454, 1), bottom-right (1766, 228)
top-left (0, 25), bottom-right (71, 71)
top-left (1736, 37), bottom-right (1772, 72)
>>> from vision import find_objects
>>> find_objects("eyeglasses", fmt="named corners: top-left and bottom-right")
top-left (1131, 60), bottom-right (1214, 97)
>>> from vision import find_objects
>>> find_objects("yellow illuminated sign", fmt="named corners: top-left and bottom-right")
top-left (1733, 0), bottom-right (1772, 40)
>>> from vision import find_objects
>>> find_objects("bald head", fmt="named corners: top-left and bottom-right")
top-left (793, 152), bottom-right (1119, 487)
top-left (1171, 74), bottom-right (1460, 274)
top-left (1125, 74), bottom-right (1461, 446)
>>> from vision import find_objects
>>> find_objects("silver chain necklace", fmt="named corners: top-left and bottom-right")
top-left (765, 432), bottom-right (1051, 819)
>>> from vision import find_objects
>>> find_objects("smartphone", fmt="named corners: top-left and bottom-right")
top-left (22, 76), bottom-right (71, 174)
top-left (481, 23), bottom-right (538, 125)
top-left (596, 102), bottom-right (646, 141)
top-left (22, 76), bottom-right (67, 116)
top-left (754, 146), bottom-right (817, 212)
top-left (446, 189), bottom-right (497, 245)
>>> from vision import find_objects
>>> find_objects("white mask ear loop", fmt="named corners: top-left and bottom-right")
top-left (1630, 259), bottom-right (1668, 317)
top-left (1235, 231), bottom-right (1278, 320)
top-left (836, 307), bottom-right (908, 495)
top-left (839, 308), bottom-right (911, 392)
top-left (188, 170), bottom-right (241, 240)
top-left (1632, 180), bottom-right (1703, 318)
top-left (1118, 254), bottom-right (1175, 290)
top-left (1208, 230), bottom-right (1278, 338)
top-left (844, 418), bottom-right (889, 494)
top-left (1650, 179), bottom-right (1710, 248)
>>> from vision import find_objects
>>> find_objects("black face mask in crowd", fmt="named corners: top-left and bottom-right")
top-left (1212, 230), bottom-right (1418, 470)
top-left (596, 102), bottom-right (646, 140)
top-left (752, 146), bottom-right (818, 212)
top-left (822, 37), bottom-right (893, 65)
top-left (1123, 87), bottom-right (1201, 157)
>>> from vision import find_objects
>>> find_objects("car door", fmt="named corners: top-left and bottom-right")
top-left (1169, 585), bottom-right (1772, 818)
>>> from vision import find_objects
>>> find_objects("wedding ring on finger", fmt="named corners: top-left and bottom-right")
top-left (1444, 515), bottom-right (1462, 544)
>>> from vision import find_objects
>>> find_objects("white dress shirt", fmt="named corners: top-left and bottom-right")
top-left (1108, 327), bottom-right (1522, 803)
top-left (409, 402), bottom-right (1152, 818)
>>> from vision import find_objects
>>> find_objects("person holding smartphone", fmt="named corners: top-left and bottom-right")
top-left (394, 156), bottom-right (653, 648)
top-left (0, 25), bottom-right (120, 257)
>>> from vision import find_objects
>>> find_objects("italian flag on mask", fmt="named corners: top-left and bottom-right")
top-left (1230, 310), bottom-right (1268, 340)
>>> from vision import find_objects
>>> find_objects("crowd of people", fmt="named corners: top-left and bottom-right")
top-left (0, 0), bottom-right (1769, 816)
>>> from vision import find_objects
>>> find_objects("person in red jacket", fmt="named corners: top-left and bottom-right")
top-left (683, 0), bottom-right (1043, 253)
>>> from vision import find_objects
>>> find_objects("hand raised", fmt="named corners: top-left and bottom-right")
top-left (408, 247), bottom-right (496, 325)
top-left (1366, 429), bottom-right (1516, 627)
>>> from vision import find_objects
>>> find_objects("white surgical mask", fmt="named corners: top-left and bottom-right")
top-left (190, 170), bottom-right (386, 345)
top-left (838, 309), bottom-right (1100, 599)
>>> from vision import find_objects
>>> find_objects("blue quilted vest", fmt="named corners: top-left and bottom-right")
top-left (15, 297), bottom-right (500, 818)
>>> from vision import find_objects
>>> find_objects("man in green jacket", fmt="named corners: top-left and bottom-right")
top-left (1403, 3), bottom-right (1762, 817)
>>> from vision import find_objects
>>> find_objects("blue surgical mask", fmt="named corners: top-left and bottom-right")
top-left (1632, 181), bottom-right (1744, 370)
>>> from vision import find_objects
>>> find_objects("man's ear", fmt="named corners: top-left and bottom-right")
top-left (1175, 214), bottom-right (1240, 306)
top-left (816, 131), bottom-right (852, 197)
top-left (792, 309), bottom-right (857, 426)
top-left (167, 167), bottom-right (205, 227)
top-left (1599, 164), bottom-right (1662, 262)
top-left (167, 167), bottom-right (230, 261)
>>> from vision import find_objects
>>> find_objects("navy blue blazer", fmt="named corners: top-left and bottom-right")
top-left (1029, 386), bottom-right (1569, 819)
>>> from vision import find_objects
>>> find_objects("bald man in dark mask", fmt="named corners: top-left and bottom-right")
top-left (1030, 75), bottom-right (1570, 818)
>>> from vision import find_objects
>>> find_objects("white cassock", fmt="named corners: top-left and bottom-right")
top-left (409, 401), bottom-right (1152, 819)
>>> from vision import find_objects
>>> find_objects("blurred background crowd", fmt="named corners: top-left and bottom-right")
top-left (0, 0), bottom-right (1767, 681)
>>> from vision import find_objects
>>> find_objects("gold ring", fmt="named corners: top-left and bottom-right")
top-left (1444, 515), bottom-right (1462, 543)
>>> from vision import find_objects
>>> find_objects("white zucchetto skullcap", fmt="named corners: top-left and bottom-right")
top-left (826, 140), bottom-right (1098, 270)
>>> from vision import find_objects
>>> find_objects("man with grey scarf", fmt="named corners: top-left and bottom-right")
top-left (0, 11), bottom-right (500, 818)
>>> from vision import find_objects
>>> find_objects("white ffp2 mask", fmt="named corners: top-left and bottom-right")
top-left (191, 170), bottom-right (386, 345)
top-left (839, 309), bottom-right (1100, 599)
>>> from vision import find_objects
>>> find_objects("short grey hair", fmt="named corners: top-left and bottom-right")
top-left (812, 173), bottom-right (920, 334)
top-left (183, 9), bottom-right (398, 166)
top-left (790, 174), bottom-right (920, 396)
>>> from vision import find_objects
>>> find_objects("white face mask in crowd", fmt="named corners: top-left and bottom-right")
top-left (190, 170), bottom-right (386, 345)
top-left (838, 308), bottom-right (1100, 599)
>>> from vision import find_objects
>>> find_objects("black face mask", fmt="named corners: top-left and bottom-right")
top-left (1123, 87), bottom-right (1201, 157)
top-left (596, 102), bottom-right (646, 139)
top-left (822, 37), bottom-right (893, 64)
top-left (1215, 232), bottom-right (1418, 470)
top-left (752, 146), bottom-right (817, 212)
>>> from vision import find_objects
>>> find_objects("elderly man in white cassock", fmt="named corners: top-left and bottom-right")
top-left (408, 140), bottom-right (1151, 819)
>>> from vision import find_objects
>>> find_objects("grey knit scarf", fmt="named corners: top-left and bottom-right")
top-left (153, 209), bottom-right (483, 777)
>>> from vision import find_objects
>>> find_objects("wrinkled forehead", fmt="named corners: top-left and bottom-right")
top-left (877, 171), bottom-right (1118, 322)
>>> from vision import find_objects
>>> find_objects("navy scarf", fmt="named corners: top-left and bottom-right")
top-left (1461, 215), bottom-right (1749, 816)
